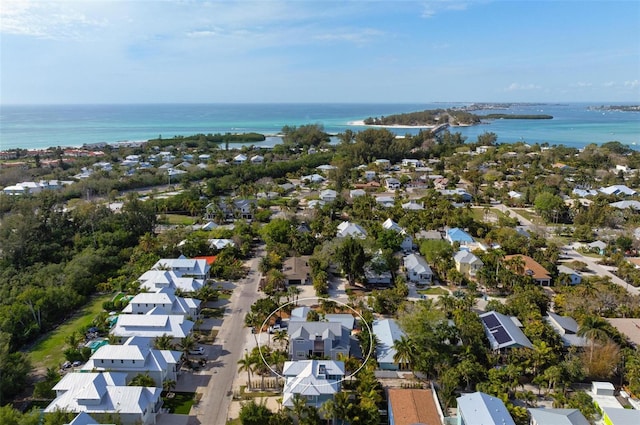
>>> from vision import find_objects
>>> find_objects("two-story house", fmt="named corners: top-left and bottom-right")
top-left (288, 321), bottom-right (351, 360)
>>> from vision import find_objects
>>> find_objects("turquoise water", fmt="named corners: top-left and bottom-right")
top-left (0, 103), bottom-right (638, 150)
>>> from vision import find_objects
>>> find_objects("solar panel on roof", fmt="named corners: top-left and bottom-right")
top-left (492, 327), bottom-right (513, 345)
top-left (482, 313), bottom-right (500, 329)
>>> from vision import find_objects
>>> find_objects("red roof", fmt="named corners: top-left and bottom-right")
top-left (194, 255), bottom-right (217, 265)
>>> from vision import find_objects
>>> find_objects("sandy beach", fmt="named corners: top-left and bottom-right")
top-left (347, 119), bottom-right (436, 129)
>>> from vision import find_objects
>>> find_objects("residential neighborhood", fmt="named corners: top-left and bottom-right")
top-left (2, 129), bottom-right (640, 425)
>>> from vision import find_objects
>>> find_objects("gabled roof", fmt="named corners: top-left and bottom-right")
top-left (288, 321), bottom-right (346, 344)
top-left (456, 391), bottom-right (515, 425)
top-left (601, 407), bottom-right (640, 425)
top-left (528, 408), bottom-right (589, 425)
top-left (387, 388), bottom-right (442, 425)
top-left (111, 314), bottom-right (194, 338)
top-left (446, 227), bottom-right (474, 243)
top-left (479, 311), bottom-right (532, 349)
top-left (504, 254), bottom-right (551, 282)
top-left (382, 218), bottom-right (403, 233)
top-left (372, 319), bottom-right (405, 365)
top-left (454, 249), bottom-right (483, 265)
top-left (336, 221), bottom-right (367, 239)
top-left (403, 254), bottom-right (432, 275)
top-left (66, 412), bottom-right (104, 425)
top-left (600, 185), bottom-right (636, 196)
top-left (282, 360), bottom-right (344, 407)
top-left (610, 200), bottom-right (640, 210)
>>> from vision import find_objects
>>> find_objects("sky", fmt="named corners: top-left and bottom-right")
top-left (1, 0), bottom-right (639, 104)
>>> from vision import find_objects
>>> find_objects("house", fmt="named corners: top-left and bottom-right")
top-left (373, 319), bottom-right (406, 370)
top-left (364, 266), bottom-right (393, 285)
top-left (508, 190), bottom-right (523, 199)
top-left (382, 218), bottom-right (414, 252)
top-left (401, 158), bottom-right (422, 168)
top-left (307, 199), bottom-right (326, 209)
top-left (301, 174), bottom-right (326, 184)
top-left (388, 388), bottom-right (443, 425)
top-left (610, 200), bottom-right (640, 210)
top-left (288, 321), bottom-right (351, 360)
top-left (80, 338), bottom-right (181, 386)
top-left (281, 360), bottom-right (344, 410)
top-left (110, 313), bottom-right (194, 340)
top-left (386, 178), bottom-right (401, 190)
top-left (417, 230), bottom-right (443, 240)
top-left (198, 154), bottom-right (211, 162)
top-left (601, 407), bottom-right (640, 425)
top-left (319, 189), bottom-right (338, 203)
top-left (587, 240), bottom-right (607, 254)
top-left (121, 288), bottom-right (200, 317)
top-left (403, 253), bottom-right (433, 285)
top-left (456, 391), bottom-right (515, 425)
top-left (208, 238), bottom-right (235, 250)
top-left (528, 408), bottom-right (589, 425)
top-left (45, 372), bottom-right (162, 425)
top-left (364, 170), bottom-right (376, 181)
top-left (137, 269), bottom-right (204, 293)
top-left (401, 200), bottom-right (424, 210)
top-left (545, 312), bottom-right (588, 347)
top-left (324, 314), bottom-right (356, 332)
top-left (557, 265), bottom-right (582, 285)
top-left (233, 154), bottom-right (247, 164)
top-left (64, 412), bottom-right (103, 425)
top-left (479, 311), bottom-right (533, 350)
top-left (504, 255), bottom-right (551, 285)
top-left (336, 221), bottom-right (367, 239)
top-left (282, 256), bottom-right (312, 285)
top-left (600, 185), bottom-right (636, 196)
top-left (150, 256), bottom-right (210, 279)
top-left (453, 249), bottom-right (483, 278)
top-left (572, 188), bottom-right (599, 197)
top-left (350, 189), bottom-right (366, 199)
top-left (446, 228), bottom-right (475, 247)
top-left (589, 382), bottom-right (624, 411)
top-left (374, 159), bottom-right (391, 169)
top-left (376, 196), bottom-right (396, 208)
top-left (316, 164), bottom-right (337, 172)
top-left (440, 188), bottom-right (472, 202)
top-left (250, 155), bottom-right (264, 164)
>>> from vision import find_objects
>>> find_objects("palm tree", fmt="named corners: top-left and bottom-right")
top-left (321, 391), bottom-right (351, 425)
top-left (272, 329), bottom-right (289, 351)
top-left (178, 335), bottom-right (198, 358)
top-left (291, 393), bottom-right (308, 424)
top-left (392, 335), bottom-right (416, 371)
top-left (153, 334), bottom-right (175, 350)
top-left (129, 373), bottom-right (155, 387)
top-left (162, 379), bottom-right (176, 395)
top-left (238, 352), bottom-right (256, 391)
top-left (578, 316), bottom-right (610, 362)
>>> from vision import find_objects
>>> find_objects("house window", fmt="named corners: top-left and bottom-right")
top-left (111, 360), bottom-right (114, 363)
top-left (121, 360), bottom-right (124, 363)
top-left (296, 351), bottom-right (306, 358)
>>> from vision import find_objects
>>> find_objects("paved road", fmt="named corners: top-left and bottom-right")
top-left (193, 245), bottom-right (264, 425)
top-left (562, 248), bottom-right (640, 297)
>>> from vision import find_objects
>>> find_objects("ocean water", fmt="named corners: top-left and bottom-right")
top-left (0, 103), bottom-right (638, 151)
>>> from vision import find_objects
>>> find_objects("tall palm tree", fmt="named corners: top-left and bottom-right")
top-left (272, 329), bottom-right (289, 351)
top-left (321, 391), bottom-right (351, 425)
top-left (178, 335), bottom-right (197, 358)
top-left (392, 335), bottom-right (416, 371)
top-left (237, 352), bottom-right (256, 391)
top-left (578, 316), bottom-right (610, 362)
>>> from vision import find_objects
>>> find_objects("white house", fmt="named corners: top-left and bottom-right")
top-left (456, 392), bottom-right (515, 425)
top-left (301, 174), bottom-right (326, 184)
top-left (350, 189), bottom-right (366, 199)
top-left (250, 155), bottom-right (264, 164)
top-left (319, 189), bottom-right (338, 203)
top-left (382, 218), bottom-right (413, 252)
top-left (137, 269), bottom-right (204, 293)
top-left (386, 178), bottom-right (401, 190)
top-left (545, 312), bottom-right (588, 347)
top-left (121, 288), bottom-right (200, 317)
top-left (376, 196), bottom-right (395, 208)
top-left (233, 154), bottom-right (247, 164)
top-left (402, 158), bottom-right (421, 168)
top-left (150, 256), bottom-right (210, 279)
top-left (45, 372), bottom-right (162, 425)
top-left (282, 360), bottom-right (345, 411)
top-left (110, 313), bottom-right (194, 340)
top-left (374, 159), bottom-right (391, 169)
top-left (81, 339), bottom-right (181, 386)
top-left (373, 319), bottom-right (406, 370)
top-left (336, 221), bottom-right (367, 239)
top-left (401, 200), bottom-right (424, 211)
top-left (403, 253), bottom-right (433, 284)
top-left (557, 265), bottom-right (582, 285)
top-left (600, 185), bottom-right (636, 196)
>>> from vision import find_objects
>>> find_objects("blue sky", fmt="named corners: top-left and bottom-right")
top-left (1, 0), bottom-right (639, 104)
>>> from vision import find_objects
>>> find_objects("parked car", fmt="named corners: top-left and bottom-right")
top-left (189, 347), bottom-right (205, 355)
top-left (72, 360), bottom-right (82, 367)
top-left (62, 361), bottom-right (72, 369)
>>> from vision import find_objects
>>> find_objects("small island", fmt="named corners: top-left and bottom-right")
top-left (362, 108), bottom-right (552, 128)
top-left (590, 105), bottom-right (640, 112)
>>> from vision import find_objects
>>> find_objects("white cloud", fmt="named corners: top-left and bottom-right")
top-left (421, 0), bottom-right (470, 18)
top-left (624, 80), bottom-right (639, 88)
top-left (313, 28), bottom-right (385, 45)
top-left (506, 83), bottom-right (541, 91)
top-left (0, 0), bottom-right (107, 39)
top-left (603, 81), bottom-right (616, 87)
top-left (573, 82), bottom-right (593, 88)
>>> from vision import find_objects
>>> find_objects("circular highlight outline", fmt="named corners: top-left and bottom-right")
top-left (254, 296), bottom-right (374, 387)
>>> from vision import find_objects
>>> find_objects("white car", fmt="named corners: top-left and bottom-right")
top-left (189, 347), bottom-right (205, 355)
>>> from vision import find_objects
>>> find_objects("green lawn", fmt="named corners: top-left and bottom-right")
top-left (28, 293), bottom-right (112, 370)
top-left (160, 214), bottom-right (198, 225)
top-left (163, 392), bottom-right (196, 414)
top-left (511, 208), bottom-right (544, 225)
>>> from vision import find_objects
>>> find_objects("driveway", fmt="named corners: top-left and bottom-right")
top-left (187, 244), bottom-right (265, 425)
